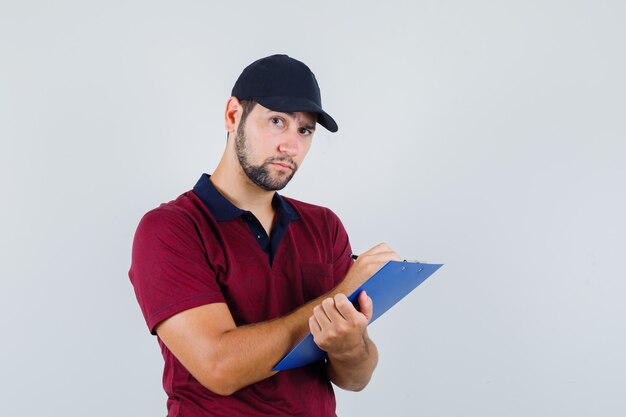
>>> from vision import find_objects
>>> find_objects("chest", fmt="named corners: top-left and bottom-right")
top-left (200, 218), bottom-right (336, 325)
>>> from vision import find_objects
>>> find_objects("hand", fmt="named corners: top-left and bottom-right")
top-left (309, 291), bottom-right (373, 361)
top-left (338, 243), bottom-right (402, 295)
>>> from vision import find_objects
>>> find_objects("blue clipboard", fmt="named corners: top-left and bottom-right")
top-left (273, 260), bottom-right (443, 371)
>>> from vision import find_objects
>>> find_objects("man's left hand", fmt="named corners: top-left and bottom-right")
top-left (309, 291), bottom-right (373, 361)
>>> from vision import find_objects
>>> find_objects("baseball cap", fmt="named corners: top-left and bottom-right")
top-left (231, 54), bottom-right (338, 133)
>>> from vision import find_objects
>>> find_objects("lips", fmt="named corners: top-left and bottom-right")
top-left (272, 162), bottom-right (294, 170)
top-left (269, 159), bottom-right (295, 170)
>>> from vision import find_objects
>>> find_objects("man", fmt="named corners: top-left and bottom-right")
top-left (129, 54), bottom-right (401, 416)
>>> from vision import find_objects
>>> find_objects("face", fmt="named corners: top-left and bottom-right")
top-left (234, 103), bottom-right (316, 191)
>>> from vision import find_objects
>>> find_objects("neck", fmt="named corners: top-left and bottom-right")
top-left (210, 150), bottom-right (275, 215)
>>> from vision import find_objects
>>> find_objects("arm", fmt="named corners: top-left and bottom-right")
top-left (156, 293), bottom-right (320, 396)
top-left (155, 243), bottom-right (400, 396)
top-left (310, 291), bottom-right (379, 391)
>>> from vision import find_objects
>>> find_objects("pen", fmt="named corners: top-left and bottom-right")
top-left (350, 253), bottom-right (415, 263)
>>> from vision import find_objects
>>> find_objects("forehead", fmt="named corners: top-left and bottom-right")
top-left (252, 103), bottom-right (317, 125)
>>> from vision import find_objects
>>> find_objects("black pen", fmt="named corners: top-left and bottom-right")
top-left (350, 253), bottom-right (413, 263)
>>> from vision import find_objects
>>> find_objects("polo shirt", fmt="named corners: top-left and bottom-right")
top-left (129, 174), bottom-right (353, 417)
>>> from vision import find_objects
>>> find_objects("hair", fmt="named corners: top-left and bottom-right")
top-left (227, 99), bottom-right (257, 140)
top-left (239, 99), bottom-right (257, 125)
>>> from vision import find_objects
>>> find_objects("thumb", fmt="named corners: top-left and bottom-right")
top-left (358, 290), bottom-right (373, 322)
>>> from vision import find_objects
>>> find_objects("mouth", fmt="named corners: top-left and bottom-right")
top-left (270, 161), bottom-right (295, 171)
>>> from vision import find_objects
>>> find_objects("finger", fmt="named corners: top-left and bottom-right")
top-left (389, 251), bottom-right (403, 262)
top-left (358, 251), bottom-right (403, 268)
top-left (309, 315), bottom-right (321, 334)
top-left (361, 252), bottom-right (403, 276)
top-left (334, 293), bottom-right (359, 321)
top-left (368, 250), bottom-right (402, 262)
top-left (313, 302), bottom-right (332, 327)
top-left (359, 242), bottom-right (392, 257)
top-left (357, 257), bottom-right (392, 279)
top-left (321, 297), bottom-right (344, 323)
top-left (358, 290), bottom-right (373, 322)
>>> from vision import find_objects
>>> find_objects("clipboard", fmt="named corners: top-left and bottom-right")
top-left (273, 260), bottom-right (443, 371)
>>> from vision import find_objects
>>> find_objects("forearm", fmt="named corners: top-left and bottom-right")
top-left (197, 293), bottom-right (338, 395)
top-left (212, 323), bottom-right (289, 392)
top-left (327, 332), bottom-right (378, 391)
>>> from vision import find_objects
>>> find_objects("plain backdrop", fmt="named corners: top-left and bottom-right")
top-left (1, 1), bottom-right (625, 416)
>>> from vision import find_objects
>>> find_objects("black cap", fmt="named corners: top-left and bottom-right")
top-left (231, 54), bottom-right (338, 133)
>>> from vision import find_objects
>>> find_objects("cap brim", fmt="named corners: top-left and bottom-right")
top-left (252, 96), bottom-right (338, 133)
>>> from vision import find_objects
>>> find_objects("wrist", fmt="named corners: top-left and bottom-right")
top-left (328, 337), bottom-right (370, 365)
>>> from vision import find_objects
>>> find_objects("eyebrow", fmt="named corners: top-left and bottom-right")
top-left (279, 111), bottom-right (317, 131)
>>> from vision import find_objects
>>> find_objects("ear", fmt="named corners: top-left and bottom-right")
top-left (224, 96), bottom-right (242, 134)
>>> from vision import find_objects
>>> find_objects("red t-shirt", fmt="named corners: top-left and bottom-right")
top-left (129, 174), bottom-right (353, 416)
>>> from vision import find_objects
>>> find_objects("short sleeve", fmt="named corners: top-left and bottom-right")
top-left (129, 208), bottom-right (225, 334)
top-left (327, 209), bottom-right (353, 285)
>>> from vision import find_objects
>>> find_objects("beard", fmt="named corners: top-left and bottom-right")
top-left (234, 122), bottom-right (298, 191)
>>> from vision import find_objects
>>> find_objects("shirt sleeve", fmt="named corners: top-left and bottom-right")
top-left (129, 207), bottom-right (225, 334)
top-left (327, 209), bottom-right (353, 285)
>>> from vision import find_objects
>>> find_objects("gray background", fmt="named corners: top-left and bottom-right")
top-left (1, 1), bottom-right (625, 416)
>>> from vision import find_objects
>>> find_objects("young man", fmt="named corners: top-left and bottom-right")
top-left (129, 54), bottom-right (401, 416)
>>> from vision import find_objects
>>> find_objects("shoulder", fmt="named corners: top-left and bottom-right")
top-left (282, 196), bottom-right (352, 262)
top-left (135, 190), bottom-right (205, 237)
top-left (282, 196), bottom-right (340, 220)
top-left (281, 196), bottom-right (347, 233)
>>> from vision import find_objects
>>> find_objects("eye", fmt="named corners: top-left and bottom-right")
top-left (299, 127), bottom-right (312, 136)
top-left (270, 117), bottom-right (284, 127)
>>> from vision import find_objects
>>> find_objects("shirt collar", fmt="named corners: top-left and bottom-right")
top-left (193, 173), bottom-right (299, 222)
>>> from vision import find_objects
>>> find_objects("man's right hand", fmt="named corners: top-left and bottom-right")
top-left (336, 243), bottom-right (402, 295)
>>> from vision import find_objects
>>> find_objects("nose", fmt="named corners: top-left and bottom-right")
top-left (277, 129), bottom-right (300, 156)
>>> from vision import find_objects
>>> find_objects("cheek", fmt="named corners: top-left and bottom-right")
top-left (241, 126), bottom-right (269, 155)
top-left (297, 140), bottom-right (313, 163)
top-left (303, 138), bottom-right (313, 153)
